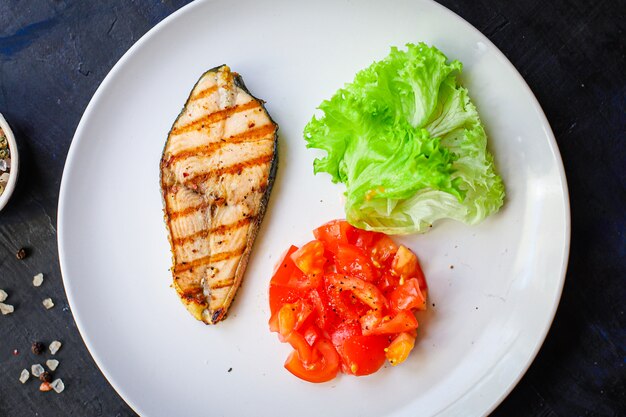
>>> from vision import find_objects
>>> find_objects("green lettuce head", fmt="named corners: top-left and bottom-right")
top-left (304, 43), bottom-right (505, 234)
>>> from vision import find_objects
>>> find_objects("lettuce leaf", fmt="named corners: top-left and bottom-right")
top-left (304, 43), bottom-right (505, 234)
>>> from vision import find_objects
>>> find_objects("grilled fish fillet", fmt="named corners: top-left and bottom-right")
top-left (160, 65), bottom-right (278, 324)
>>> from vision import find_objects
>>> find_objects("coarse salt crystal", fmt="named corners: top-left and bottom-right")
top-left (46, 359), bottom-right (59, 371)
top-left (0, 289), bottom-right (7, 302)
top-left (49, 340), bottom-right (62, 355)
top-left (51, 378), bottom-right (65, 393)
top-left (0, 159), bottom-right (7, 171)
top-left (42, 298), bottom-right (54, 309)
top-left (31, 364), bottom-right (44, 377)
top-left (0, 303), bottom-right (14, 315)
top-left (19, 369), bottom-right (30, 383)
top-left (33, 273), bottom-right (44, 287)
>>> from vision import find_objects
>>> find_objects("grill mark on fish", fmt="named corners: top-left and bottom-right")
top-left (186, 154), bottom-right (273, 186)
top-left (180, 286), bottom-right (206, 304)
top-left (167, 200), bottom-right (212, 220)
top-left (166, 193), bottom-right (230, 220)
top-left (210, 278), bottom-right (236, 290)
top-left (209, 216), bottom-right (255, 235)
top-left (173, 246), bottom-right (247, 273)
top-left (170, 100), bottom-right (259, 136)
top-left (166, 124), bottom-right (276, 165)
top-left (211, 308), bottom-right (225, 323)
top-left (171, 217), bottom-right (254, 246)
top-left (190, 85), bottom-right (218, 101)
top-left (171, 229), bottom-right (209, 246)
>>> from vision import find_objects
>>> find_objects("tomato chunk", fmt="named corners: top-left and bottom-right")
top-left (269, 299), bottom-right (314, 347)
top-left (302, 325), bottom-right (320, 346)
top-left (281, 300), bottom-right (313, 334)
top-left (285, 338), bottom-right (339, 383)
top-left (285, 331), bottom-right (316, 365)
top-left (370, 235), bottom-right (398, 267)
top-left (385, 332), bottom-right (416, 366)
top-left (326, 274), bottom-right (387, 312)
top-left (326, 282), bottom-right (362, 322)
top-left (313, 220), bottom-right (355, 252)
top-left (391, 245), bottom-right (418, 278)
top-left (341, 335), bottom-right (388, 375)
top-left (389, 278), bottom-right (427, 312)
top-left (291, 240), bottom-right (326, 279)
top-left (270, 245), bottom-right (299, 286)
top-left (353, 229), bottom-right (379, 249)
top-left (335, 244), bottom-right (377, 282)
top-left (363, 310), bottom-right (418, 336)
top-left (269, 285), bottom-right (307, 317)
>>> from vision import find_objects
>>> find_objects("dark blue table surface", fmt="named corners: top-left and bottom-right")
top-left (0, 1), bottom-right (624, 416)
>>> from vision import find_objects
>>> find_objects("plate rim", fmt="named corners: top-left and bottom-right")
top-left (57, 0), bottom-right (571, 415)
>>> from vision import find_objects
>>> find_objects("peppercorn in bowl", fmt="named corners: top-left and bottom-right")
top-left (0, 113), bottom-right (19, 211)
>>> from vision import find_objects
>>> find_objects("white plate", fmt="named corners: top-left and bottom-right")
top-left (58, 0), bottom-right (570, 416)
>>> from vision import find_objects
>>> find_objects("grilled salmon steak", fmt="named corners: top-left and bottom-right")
top-left (160, 65), bottom-right (278, 324)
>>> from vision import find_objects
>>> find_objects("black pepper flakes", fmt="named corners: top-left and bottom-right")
top-left (228, 367), bottom-right (232, 372)
top-left (31, 342), bottom-right (46, 355)
top-left (16, 248), bottom-right (27, 260)
top-left (39, 371), bottom-right (53, 383)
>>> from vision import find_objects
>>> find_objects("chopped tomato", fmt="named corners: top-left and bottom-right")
top-left (285, 331), bottom-right (316, 365)
top-left (330, 321), bottom-right (361, 348)
top-left (414, 260), bottom-right (428, 293)
top-left (291, 240), bottom-right (326, 278)
top-left (313, 220), bottom-right (355, 251)
top-left (307, 289), bottom-right (326, 329)
top-left (269, 249), bottom-right (322, 316)
top-left (280, 300), bottom-right (313, 335)
top-left (391, 245), bottom-right (419, 278)
top-left (285, 338), bottom-right (339, 383)
top-left (287, 267), bottom-right (322, 290)
top-left (268, 308), bottom-right (280, 333)
top-left (377, 271), bottom-right (401, 293)
top-left (362, 310), bottom-right (418, 336)
top-left (269, 300), bottom-right (314, 344)
top-left (359, 310), bottom-right (382, 334)
top-left (302, 325), bottom-right (320, 346)
top-left (390, 245), bottom-right (428, 296)
top-left (335, 244), bottom-right (377, 282)
top-left (269, 220), bottom-right (428, 383)
top-left (270, 245), bottom-right (299, 286)
top-left (326, 274), bottom-right (387, 312)
top-left (341, 335), bottom-right (388, 375)
top-left (370, 235), bottom-right (398, 267)
top-left (269, 246), bottom-right (309, 314)
top-left (325, 281), bottom-right (362, 322)
top-left (389, 278), bottom-right (427, 312)
top-left (269, 285), bottom-right (306, 316)
top-left (329, 321), bottom-right (360, 373)
top-left (353, 229), bottom-right (378, 249)
top-left (385, 332), bottom-right (416, 366)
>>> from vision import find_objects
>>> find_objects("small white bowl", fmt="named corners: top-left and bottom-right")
top-left (0, 113), bottom-right (19, 211)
